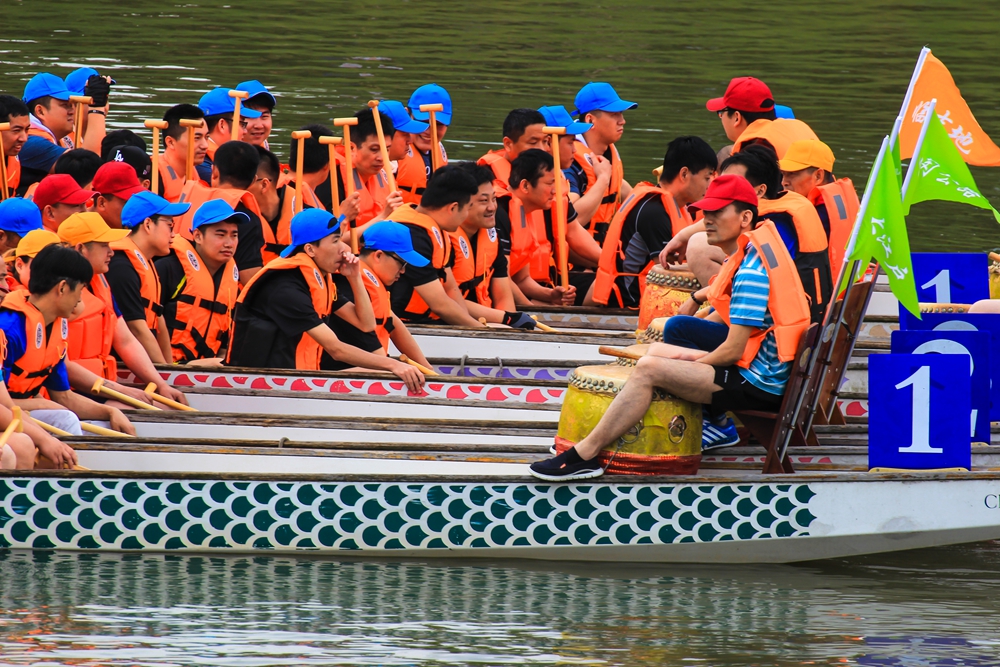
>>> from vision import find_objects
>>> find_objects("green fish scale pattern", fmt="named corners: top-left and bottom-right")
top-left (0, 479), bottom-right (816, 551)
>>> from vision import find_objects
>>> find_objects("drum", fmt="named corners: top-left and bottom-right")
top-left (613, 344), bottom-right (649, 367)
top-left (990, 252), bottom-right (1000, 300)
top-left (919, 303), bottom-right (971, 314)
top-left (637, 317), bottom-right (668, 344)
top-left (554, 364), bottom-right (702, 475)
top-left (637, 266), bottom-right (700, 331)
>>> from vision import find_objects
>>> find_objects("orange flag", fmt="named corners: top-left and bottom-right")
top-left (899, 50), bottom-right (1000, 167)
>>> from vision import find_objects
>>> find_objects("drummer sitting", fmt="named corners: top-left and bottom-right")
top-left (529, 175), bottom-right (810, 480)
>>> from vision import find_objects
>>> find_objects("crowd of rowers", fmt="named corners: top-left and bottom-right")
top-left (0, 68), bottom-right (857, 474)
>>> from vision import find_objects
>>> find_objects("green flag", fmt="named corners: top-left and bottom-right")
top-left (848, 143), bottom-right (921, 316)
top-left (903, 110), bottom-right (1000, 223)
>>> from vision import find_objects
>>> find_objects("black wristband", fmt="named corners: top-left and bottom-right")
top-left (691, 291), bottom-right (705, 306)
top-left (88, 109), bottom-right (106, 116)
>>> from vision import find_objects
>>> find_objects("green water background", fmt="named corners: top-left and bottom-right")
top-left (3, 0), bottom-right (999, 251)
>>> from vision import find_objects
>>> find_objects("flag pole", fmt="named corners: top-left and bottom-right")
top-left (891, 47), bottom-right (931, 150)
top-left (795, 136), bottom-right (891, 445)
top-left (900, 98), bottom-right (937, 201)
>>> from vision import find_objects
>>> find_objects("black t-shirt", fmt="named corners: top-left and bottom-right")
top-left (106, 251), bottom-right (148, 324)
top-left (615, 193), bottom-right (675, 307)
top-left (389, 224), bottom-right (449, 318)
top-left (234, 202), bottom-right (265, 271)
top-left (155, 252), bottom-right (228, 335)
top-left (228, 270), bottom-right (324, 369)
top-left (322, 274), bottom-right (382, 370)
top-left (493, 196), bottom-right (573, 283)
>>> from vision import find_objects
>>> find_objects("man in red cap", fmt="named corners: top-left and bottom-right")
top-left (706, 77), bottom-right (778, 144)
top-left (92, 162), bottom-right (146, 229)
top-left (32, 174), bottom-right (96, 232)
top-left (529, 174), bottom-right (811, 480)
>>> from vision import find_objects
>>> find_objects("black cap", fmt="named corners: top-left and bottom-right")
top-left (108, 145), bottom-right (152, 183)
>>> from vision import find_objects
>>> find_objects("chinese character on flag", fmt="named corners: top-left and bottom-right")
top-left (899, 49), bottom-right (1000, 167)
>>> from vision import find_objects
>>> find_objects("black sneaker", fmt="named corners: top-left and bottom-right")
top-left (529, 448), bottom-right (604, 481)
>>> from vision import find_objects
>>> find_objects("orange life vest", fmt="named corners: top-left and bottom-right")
top-left (6, 156), bottom-right (20, 192)
top-left (572, 139), bottom-right (624, 243)
top-left (1, 290), bottom-right (68, 399)
top-left (592, 182), bottom-right (695, 307)
top-left (732, 119), bottom-right (819, 159)
top-left (173, 182), bottom-right (282, 264)
top-left (158, 159), bottom-right (187, 203)
top-left (758, 191), bottom-right (832, 323)
top-left (108, 236), bottom-right (162, 331)
top-left (274, 172), bottom-right (325, 246)
top-left (230, 253), bottom-right (336, 370)
top-left (169, 236), bottom-right (239, 363)
top-left (504, 195), bottom-right (541, 279)
top-left (359, 262), bottom-right (393, 352)
top-left (707, 221), bottom-right (810, 368)
top-left (23, 182), bottom-right (39, 204)
top-left (392, 204), bottom-right (451, 320)
top-left (395, 144), bottom-right (447, 205)
top-left (65, 274), bottom-right (117, 381)
top-left (342, 160), bottom-right (393, 226)
top-left (478, 150), bottom-right (513, 197)
top-left (810, 178), bottom-right (859, 272)
top-left (449, 225), bottom-right (499, 308)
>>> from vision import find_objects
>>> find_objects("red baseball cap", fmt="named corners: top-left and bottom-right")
top-left (690, 174), bottom-right (758, 212)
top-left (92, 162), bottom-right (145, 199)
top-left (32, 174), bottom-right (97, 212)
top-left (706, 77), bottom-right (775, 113)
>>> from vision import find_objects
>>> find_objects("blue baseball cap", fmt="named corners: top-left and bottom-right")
top-left (18, 136), bottom-right (65, 172)
top-left (408, 84), bottom-right (452, 126)
top-left (361, 221), bottom-right (430, 267)
top-left (121, 190), bottom-right (191, 229)
top-left (23, 73), bottom-right (71, 103)
top-left (0, 197), bottom-right (43, 235)
top-left (572, 82), bottom-right (637, 116)
top-left (281, 208), bottom-right (342, 257)
top-left (64, 67), bottom-right (99, 96)
top-left (191, 199), bottom-right (250, 233)
top-left (379, 100), bottom-right (429, 135)
top-left (198, 88), bottom-right (262, 118)
top-left (236, 80), bottom-right (276, 108)
top-left (775, 104), bottom-right (795, 119)
top-left (538, 105), bottom-right (593, 136)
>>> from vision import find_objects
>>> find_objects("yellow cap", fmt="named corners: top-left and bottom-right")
top-left (778, 139), bottom-right (835, 172)
top-left (57, 212), bottom-right (130, 246)
top-left (15, 229), bottom-right (61, 259)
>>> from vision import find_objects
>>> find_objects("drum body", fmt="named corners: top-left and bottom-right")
top-left (638, 317), bottom-right (668, 344)
top-left (637, 266), bottom-right (699, 330)
top-left (555, 364), bottom-right (702, 475)
top-left (614, 344), bottom-right (649, 367)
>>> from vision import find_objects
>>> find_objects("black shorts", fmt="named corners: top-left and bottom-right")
top-left (709, 365), bottom-right (783, 417)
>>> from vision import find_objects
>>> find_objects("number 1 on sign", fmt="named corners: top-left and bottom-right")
top-left (921, 269), bottom-right (951, 303)
top-left (895, 365), bottom-right (943, 453)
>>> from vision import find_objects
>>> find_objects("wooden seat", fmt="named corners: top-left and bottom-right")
top-left (734, 324), bottom-right (819, 474)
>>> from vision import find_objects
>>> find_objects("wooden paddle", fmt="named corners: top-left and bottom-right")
top-left (367, 101), bottom-right (398, 193)
top-left (334, 117), bottom-right (360, 252)
top-left (399, 354), bottom-right (439, 376)
top-left (91, 378), bottom-right (161, 411)
top-left (228, 89), bottom-right (249, 141)
top-left (69, 95), bottom-right (92, 148)
top-left (144, 120), bottom-right (169, 194)
top-left (599, 345), bottom-right (643, 361)
top-left (318, 136), bottom-right (343, 218)
top-left (143, 382), bottom-right (196, 411)
top-left (0, 406), bottom-right (22, 470)
top-left (542, 125), bottom-right (570, 289)
top-left (0, 122), bottom-right (9, 200)
top-left (990, 251), bottom-right (1000, 265)
top-left (530, 315), bottom-right (559, 333)
top-left (290, 130), bottom-right (312, 215)
top-left (179, 118), bottom-right (203, 181)
top-left (81, 422), bottom-right (131, 437)
top-left (419, 103), bottom-right (444, 171)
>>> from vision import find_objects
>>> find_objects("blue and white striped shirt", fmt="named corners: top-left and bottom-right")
top-left (729, 245), bottom-right (791, 395)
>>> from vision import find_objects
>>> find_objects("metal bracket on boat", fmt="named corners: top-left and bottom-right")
top-left (495, 357), bottom-right (504, 378)
top-left (457, 354), bottom-right (468, 377)
top-left (278, 437), bottom-right (288, 449)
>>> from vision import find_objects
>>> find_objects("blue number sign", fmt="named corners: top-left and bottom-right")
top-left (898, 312), bottom-right (1000, 420)
top-left (891, 330), bottom-right (990, 443)
top-left (868, 354), bottom-right (971, 471)
top-left (910, 252), bottom-right (989, 305)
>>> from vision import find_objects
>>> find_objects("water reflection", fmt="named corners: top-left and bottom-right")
top-left (0, 544), bottom-right (998, 665)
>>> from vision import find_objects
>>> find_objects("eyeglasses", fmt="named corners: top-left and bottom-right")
top-left (385, 251), bottom-right (407, 269)
top-left (716, 108), bottom-right (733, 118)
